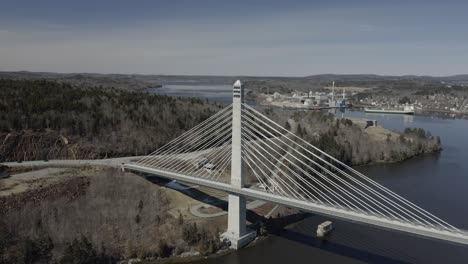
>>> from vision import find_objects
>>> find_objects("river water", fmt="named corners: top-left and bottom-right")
top-left (153, 85), bottom-right (468, 263)
top-left (148, 83), bottom-right (234, 104)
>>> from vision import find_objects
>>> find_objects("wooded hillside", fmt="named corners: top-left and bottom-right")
top-left (264, 109), bottom-right (441, 166)
top-left (0, 79), bottom-right (222, 161)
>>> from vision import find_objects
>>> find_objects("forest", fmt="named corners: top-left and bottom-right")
top-left (264, 109), bottom-right (441, 166)
top-left (0, 79), bottom-right (223, 161)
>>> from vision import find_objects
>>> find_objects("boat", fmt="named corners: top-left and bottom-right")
top-left (364, 105), bottom-right (415, 115)
top-left (316, 221), bottom-right (334, 238)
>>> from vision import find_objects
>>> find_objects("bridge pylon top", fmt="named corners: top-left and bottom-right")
top-left (232, 79), bottom-right (244, 102)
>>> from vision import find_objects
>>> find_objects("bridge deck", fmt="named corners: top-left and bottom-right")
top-left (125, 163), bottom-right (468, 246)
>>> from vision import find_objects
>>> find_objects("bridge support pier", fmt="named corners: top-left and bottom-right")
top-left (222, 194), bottom-right (256, 249)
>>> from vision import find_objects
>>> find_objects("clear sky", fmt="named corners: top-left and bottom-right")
top-left (0, 0), bottom-right (467, 76)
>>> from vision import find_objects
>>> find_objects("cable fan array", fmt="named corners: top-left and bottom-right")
top-left (135, 104), bottom-right (233, 181)
top-left (240, 103), bottom-right (462, 234)
top-left (134, 101), bottom-right (463, 235)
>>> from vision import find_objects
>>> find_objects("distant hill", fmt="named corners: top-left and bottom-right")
top-left (304, 73), bottom-right (468, 83)
top-left (437, 75), bottom-right (468, 82)
top-left (0, 71), bottom-right (163, 90)
top-left (1, 71), bottom-right (467, 92)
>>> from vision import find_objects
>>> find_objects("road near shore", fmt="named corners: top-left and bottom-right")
top-left (1, 156), bottom-right (144, 169)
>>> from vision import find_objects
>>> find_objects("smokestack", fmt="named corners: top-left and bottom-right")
top-left (332, 81), bottom-right (334, 102)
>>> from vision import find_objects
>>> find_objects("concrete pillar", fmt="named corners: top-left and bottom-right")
top-left (226, 194), bottom-right (247, 248)
top-left (222, 80), bottom-right (256, 249)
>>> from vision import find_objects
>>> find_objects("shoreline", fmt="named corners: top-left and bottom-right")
top-left (143, 213), bottom-right (309, 264)
top-left (349, 105), bottom-right (468, 118)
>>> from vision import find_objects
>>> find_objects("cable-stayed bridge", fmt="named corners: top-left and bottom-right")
top-left (124, 80), bottom-right (468, 249)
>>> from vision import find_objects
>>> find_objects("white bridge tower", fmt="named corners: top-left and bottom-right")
top-left (221, 80), bottom-right (256, 249)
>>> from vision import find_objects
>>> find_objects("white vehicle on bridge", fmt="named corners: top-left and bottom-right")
top-left (193, 156), bottom-right (209, 169)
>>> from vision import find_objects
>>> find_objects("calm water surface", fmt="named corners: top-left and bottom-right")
top-left (148, 83), bottom-right (233, 104)
top-left (155, 86), bottom-right (468, 263)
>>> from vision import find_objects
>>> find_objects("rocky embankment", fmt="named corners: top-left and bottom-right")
top-left (0, 131), bottom-right (104, 162)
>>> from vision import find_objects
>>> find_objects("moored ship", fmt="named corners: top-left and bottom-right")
top-left (365, 105), bottom-right (415, 115)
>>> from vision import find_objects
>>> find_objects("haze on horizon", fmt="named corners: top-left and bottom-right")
top-left (1, 0), bottom-right (467, 77)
